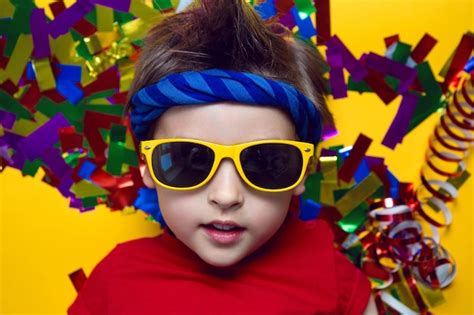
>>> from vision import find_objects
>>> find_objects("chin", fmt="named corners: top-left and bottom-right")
top-left (200, 253), bottom-right (245, 268)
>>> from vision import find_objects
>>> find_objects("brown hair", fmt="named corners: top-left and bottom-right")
top-left (125, 0), bottom-right (335, 140)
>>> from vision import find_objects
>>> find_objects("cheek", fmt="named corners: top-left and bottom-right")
top-left (246, 193), bottom-right (292, 231)
top-left (155, 188), bottom-right (199, 225)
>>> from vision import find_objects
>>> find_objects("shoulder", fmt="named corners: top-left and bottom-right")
top-left (333, 249), bottom-right (372, 314)
top-left (291, 217), bottom-right (372, 314)
top-left (67, 235), bottom-right (163, 315)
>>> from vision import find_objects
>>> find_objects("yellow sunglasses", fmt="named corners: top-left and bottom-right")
top-left (140, 138), bottom-right (315, 192)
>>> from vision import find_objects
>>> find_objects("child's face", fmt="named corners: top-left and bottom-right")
top-left (142, 103), bottom-right (309, 267)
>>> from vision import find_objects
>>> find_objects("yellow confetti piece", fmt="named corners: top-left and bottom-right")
top-left (32, 58), bottom-right (56, 92)
top-left (118, 58), bottom-right (135, 92)
top-left (51, 33), bottom-right (77, 65)
top-left (320, 179), bottom-right (338, 205)
top-left (84, 35), bottom-right (103, 55)
top-left (417, 280), bottom-right (446, 308)
top-left (121, 19), bottom-right (152, 42)
top-left (5, 34), bottom-right (33, 85)
top-left (96, 5), bottom-right (114, 32)
top-left (0, 69), bottom-right (8, 84)
top-left (0, 124), bottom-right (4, 137)
top-left (320, 155), bottom-right (338, 180)
top-left (96, 30), bottom-right (121, 49)
top-left (335, 172), bottom-right (383, 215)
top-left (121, 206), bottom-right (137, 215)
top-left (130, 0), bottom-right (162, 22)
top-left (71, 180), bottom-right (110, 199)
top-left (11, 111), bottom-right (50, 136)
top-left (0, 0), bottom-right (14, 18)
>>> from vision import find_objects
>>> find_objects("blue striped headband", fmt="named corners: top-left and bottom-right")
top-left (130, 68), bottom-right (323, 144)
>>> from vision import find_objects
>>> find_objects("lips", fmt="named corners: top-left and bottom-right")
top-left (202, 220), bottom-right (245, 231)
top-left (200, 220), bottom-right (246, 244)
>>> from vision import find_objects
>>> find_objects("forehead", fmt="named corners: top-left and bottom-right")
top-left (151, 102), bottom-right (297, 144)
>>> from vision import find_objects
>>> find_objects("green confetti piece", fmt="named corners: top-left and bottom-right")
top-left (64, 151), bottom-right (83, 168)
top-left (153, 0), bottom-right (173, 11)
top-left (348, 76), bottom-right (372, 92)
top-left (84, 7), bottom-right (98, 25)
top-left (82, 196), bottom-right (100, 207)
top-left (447, 169), bottom-right (471, 189)
top-left (11, 2), bottom-right (35, 34)
top-left (84, 89), bottom-right (117, 102)
top-left (106, 142), bottom-right (125, 175)
top-left (392, 42), bottom-right (412, 64)
top-left (333, 187), bottom-right (351, 202)
top-left (407, 62), bottom-right (444, 132)
top-left (110, 124), bottom-right (126, 143)
top-left (114, 10), bottom-right (136, 24)
top-left (22, 158), bottom-right (42, 177)
top-left (36, 97), bottom-right (83, 126)
top-left (385, 75), bottom-right (399, 92)
top-left (122, 147), bottom-right (138, 166)
top-left (337, 202), bottom-right (369, 233)
top-left (294, 0), bottom-right (316, 19)
top-left (0, 90), bottom-right (33, 120)
top-left (342, 243), bottom-right (363, 265)
top-left (302, 172), bottom-right (322, 202)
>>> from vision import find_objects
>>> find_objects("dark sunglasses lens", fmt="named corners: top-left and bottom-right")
top-left (240, 143), bottom-right (303, 189)
top-left (151, 142), bottom-right (214, 188)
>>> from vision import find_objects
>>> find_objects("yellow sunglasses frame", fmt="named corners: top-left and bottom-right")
top-left (140, 138), bottom-right (315, 193)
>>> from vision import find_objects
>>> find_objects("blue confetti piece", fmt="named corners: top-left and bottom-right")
top-left (57, 64), bottom-right (82, 82)
top-left (464, 56), bottom-right (474, 73)
top-left (57, 80), bottom-right (84, 104)
top-left (291, 6), bottom-right (316, 40)
top-left (77, 160), bottom-right (97, 180)
top-left (133, 187), bottom-right (167, 227)
top-left (386, 169), bottom-right (400, 199)
top-left (354, 158), bottom-right (370, 184)
top-left (254, 0), bottom-right (277, 20)
top-left (26, 62), bottom-right (36, 80)
top-left (299, 197), bottom-right (321, 220)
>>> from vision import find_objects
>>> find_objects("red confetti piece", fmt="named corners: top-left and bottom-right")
top-left (338, 133), bottom-right (372, 183)
top-left (69, 268), bottom-right (88, 293)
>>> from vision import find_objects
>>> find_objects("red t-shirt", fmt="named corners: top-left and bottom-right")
top-left (68, 212), bottom-right (372, 314)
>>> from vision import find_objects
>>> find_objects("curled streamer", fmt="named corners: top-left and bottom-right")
top-left (418, 73), bottom-right (473, 229)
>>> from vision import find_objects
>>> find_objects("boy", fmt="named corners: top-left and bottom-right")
top-left (69, 0), bottom-right (377, 313)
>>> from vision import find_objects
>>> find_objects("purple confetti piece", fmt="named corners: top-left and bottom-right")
top-left (43, 147), bottom-right (72, 180)
top-left (49, 0), bottom-right (95, 39)
top-left (364, 53), bottom-right (418, 94)
top-left (279, 8), bottom-right (297, 30)
top-left (320, 148), bottom-right (339, 157)
top-left (0, 131), bottom-right (27, 169)
top-left (30, 8), bottom-right (51, 58)
top-left (382, 92), bottom-right (419, 149)
top-left (0, 145), bottom-right (13, 164)
top-left (326, 35), bottom-right (368, 82)
top-left (322, 123), bottom-right (338, 140)
top-left (17, 112), bottom-right (71, 160)
top-left (326, 47), bottom-right (347, 99)
top-left (90, 0), bottom-right (131, 12)
top-left (0, 110), bottom-right (16, 129)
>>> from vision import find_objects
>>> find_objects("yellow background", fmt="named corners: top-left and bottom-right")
top-left (1, 0), bottom-right (473, 313)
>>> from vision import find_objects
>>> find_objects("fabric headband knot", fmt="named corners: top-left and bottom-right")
top-left (130, 68), bottom-right (323, 144)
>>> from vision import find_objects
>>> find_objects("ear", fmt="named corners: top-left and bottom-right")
top-left (142, 165), bottom-right (156, 189)
top-left (293, 166), bottom-right (311, 196)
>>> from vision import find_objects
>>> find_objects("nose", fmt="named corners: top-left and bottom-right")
top-left (207, 158), bottom-right (245, 211)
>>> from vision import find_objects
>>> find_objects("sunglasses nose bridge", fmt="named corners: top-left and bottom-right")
top-left (213, 144), bottom-right (241, 168)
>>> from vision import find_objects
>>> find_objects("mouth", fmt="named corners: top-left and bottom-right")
top-left (200, 221), bottom-right (246, 245)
